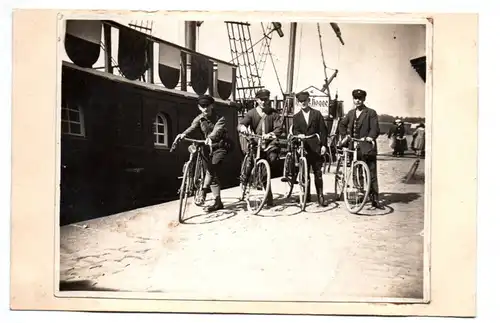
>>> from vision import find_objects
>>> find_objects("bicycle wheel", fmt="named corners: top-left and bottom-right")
top-left (239, 153), bottom-right (250, 200)
top-left (333, 157), bottom-right (344, 202)
top-left (193, 154), bottom-right (206, 206)
top-left (245, 159), bottom-right (271, 215)
top-left (282, 152), bottom-right (295, 199)
top-left (178, 161), bottom-right (193, 223)
top-left (298, 157), bottom-right (309, 211)
top-left (344, 160), bottom-right (371, 214)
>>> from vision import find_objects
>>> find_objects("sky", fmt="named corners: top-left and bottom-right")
top-left (62, 18), bottom-right (427, 118)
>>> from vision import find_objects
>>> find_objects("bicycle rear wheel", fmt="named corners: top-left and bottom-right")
top-left (245, 159), bottom-right (271, 215)
top-left (239, 154), bottom-right (251, 200)
top-left (178, 161), bottom-right (193, 223)
top-left (298, 157), bottom-right (309, 211)
top-left (282, 152), bottom-right (295, 198)
top-left (344, 160), bottom-right (371, 214)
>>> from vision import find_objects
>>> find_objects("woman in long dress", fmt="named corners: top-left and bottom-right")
top-left (412, 123), bottom-right (425, 157)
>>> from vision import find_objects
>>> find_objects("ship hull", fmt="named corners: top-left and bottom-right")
top-left (60, 64), bottom-right (248, 225)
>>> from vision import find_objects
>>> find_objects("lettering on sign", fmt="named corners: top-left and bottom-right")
top-left (294, 95), bottom-right (330, 117)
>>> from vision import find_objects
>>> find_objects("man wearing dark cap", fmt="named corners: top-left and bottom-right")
top-left (292, 91), bottom-right (329, 207)
top-left (238, 88), bottom-right (283, 207)
top-left (176, 94), bottom-right (229, 212)
top-left (338, 89), bottom-right (384, 209)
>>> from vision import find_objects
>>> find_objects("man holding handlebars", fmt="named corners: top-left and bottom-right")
top-left (338, 89), bottom-right (384, 209)
top-left (292, 91), bottom-right (329, 207)
top-left (238, 89), bottom-right (283, 207)
top-left (175, 94), bottom-right (230, 213)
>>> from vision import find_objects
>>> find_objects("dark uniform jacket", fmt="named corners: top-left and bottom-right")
top-left (239, 107), bottom-right (283, 149)
top-left (338, 106), bottom-right (380, 156)
top-left (292, 108), bottom-right (328, 155)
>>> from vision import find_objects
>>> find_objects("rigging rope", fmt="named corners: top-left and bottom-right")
top-left (317, 23), bottom-right (331, 98)
top-left (263, 37), bottom-right (284, 96)
top-left (294, 24), bottom-right (303, 91)
top-left (228, 33), bottom-right (268, 64)
top-left (257, 23), bottom-right (273, 75)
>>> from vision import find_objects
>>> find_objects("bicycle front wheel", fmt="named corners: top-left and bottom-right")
top-left (344, 160), bottom-right (371, 214)
top-left (245, 159), bottom-right (271, 215)
top-left (298, 157), bottom-right (309, 211)
top-left (193, 154), bottom-right (207, 206)
top-left (178, 161), bottom-right (193, 223)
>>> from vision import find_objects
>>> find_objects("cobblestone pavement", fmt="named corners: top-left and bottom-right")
top-left (60, 138), bottom-right (426, 301)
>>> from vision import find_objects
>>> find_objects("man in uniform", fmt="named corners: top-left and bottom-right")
top-left (176, 94), bottom-right (229, 212)
top-left (292, 91), bottom-right (328, 207)
top-left (338, 89), bottom-right (384, 209)
top-left (238, 89), bottom-right (283, 207)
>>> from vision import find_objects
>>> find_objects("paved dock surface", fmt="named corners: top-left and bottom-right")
top-left (60, 140), bottom-right (426, 302)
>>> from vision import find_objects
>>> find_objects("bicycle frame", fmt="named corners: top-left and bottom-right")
top-left (171, 136), bottom-right (210, 196)
top-left (288, 133), bottom-right (320, 159)
top-left (242, 133), bottom-right (265, 161)
top-left (239, 132), bottom-right (272, 213)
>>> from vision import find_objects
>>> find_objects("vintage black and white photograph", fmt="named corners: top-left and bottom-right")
top-left (57, 14), bottom-right (429, 302)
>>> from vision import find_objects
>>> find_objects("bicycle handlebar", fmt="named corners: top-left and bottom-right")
top-left (289, 133), bottom-right (320, 141)
top-left (170, 136), bottom-right (208, 152)
top-left (239, 132), bottom-right (265, 140)
top-left (352, 137), bottom-right (375, 145)
top-left (182, 138), bottom-right (207, 144)
top-left (339, 136), bottom-right (376, 147)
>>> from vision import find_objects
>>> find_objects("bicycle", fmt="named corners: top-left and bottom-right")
top-left (170, 136), bottom-right (210, 223)
top-left (334, 137), bottom-right (373, 214)
top-left (239, 132), bottom-right (272, 215)
top-left (282, 133), bottom-right (320, 211)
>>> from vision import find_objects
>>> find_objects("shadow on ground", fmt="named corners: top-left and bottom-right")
top-left (380, 192), bottom-right (421, 205)
top-left (403, 173), bottom-right (425, 184)
top-left (59, 280), bottom-right (124, 292)
top-left (182, 197), bottom-right (245, 225)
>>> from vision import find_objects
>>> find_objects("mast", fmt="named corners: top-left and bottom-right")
top-left (285, 22), bottom-right (297, 95)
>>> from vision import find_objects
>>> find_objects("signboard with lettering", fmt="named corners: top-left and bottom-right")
top-left (293, 85), bottom-right (330, 117)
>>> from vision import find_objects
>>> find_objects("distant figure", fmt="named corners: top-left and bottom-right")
top-left (412, 123), bottom-right (425, 157)
top-left (388, 119), bottom-right (407, 156)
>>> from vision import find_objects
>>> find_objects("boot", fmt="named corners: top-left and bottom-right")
top-left (205, 185), bottom-right (223, 212)
top-left (371, 193), bottom-right (385, 209)
top-left (315, 179), bottom-right (327, 207)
